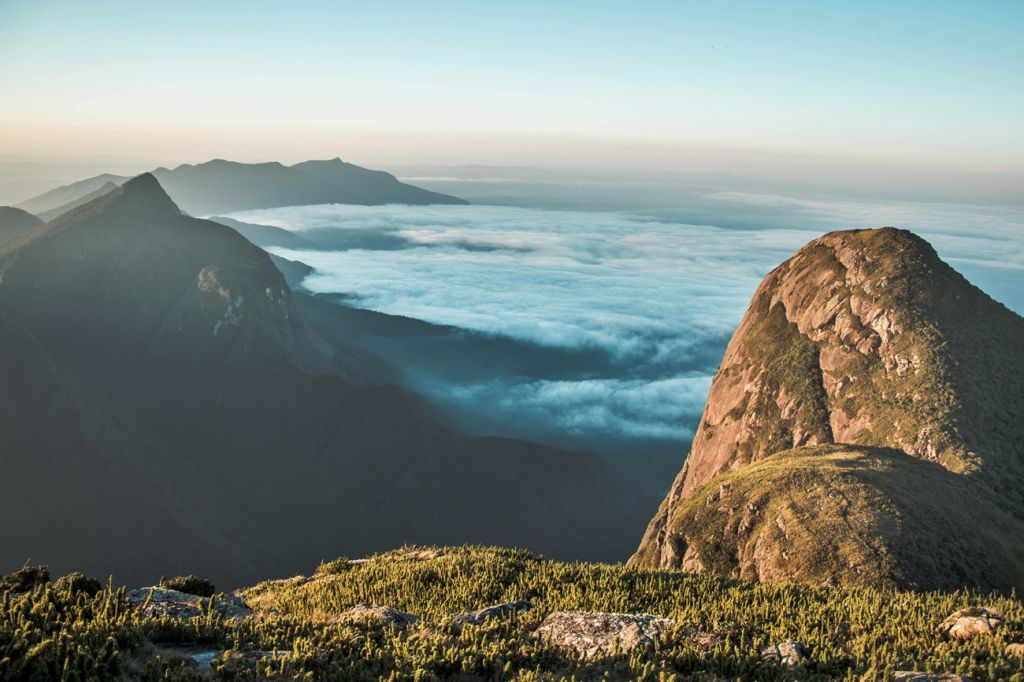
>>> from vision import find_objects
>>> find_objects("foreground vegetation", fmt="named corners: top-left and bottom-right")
top-left (3, 546), bottom-right (1024, 680)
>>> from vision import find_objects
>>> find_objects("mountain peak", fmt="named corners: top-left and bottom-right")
top-left (631, 227), bottom-right (1024, 590)
top-left (104, 173), bottom-right (181, 216)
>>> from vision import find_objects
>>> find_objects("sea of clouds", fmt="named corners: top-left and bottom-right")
top-left (226, 199), bottom-right (1023, 455)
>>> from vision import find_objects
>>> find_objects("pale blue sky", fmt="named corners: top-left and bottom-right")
top-left (1, 1), bottom-right (1022, 175)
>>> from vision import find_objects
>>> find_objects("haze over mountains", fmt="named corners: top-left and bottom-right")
top-left (14, 158), bottom-right (466, 219)
top-left (3, 156), bottom-right (1023, 598)
top-left (0, 174), bottom-right (632, 586)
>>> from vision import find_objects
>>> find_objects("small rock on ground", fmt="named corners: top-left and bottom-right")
top-left (938, 607), bottom-right (1004, 640)
top-left (534, 611), bottom-right (673, 658)
top-left (333, 604), bottom-right (419, 627)
top-left (760, 640), bottom-right (808, 669)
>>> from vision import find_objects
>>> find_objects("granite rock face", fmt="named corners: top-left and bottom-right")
top-left (632, 228), bottom-right (1024, 590)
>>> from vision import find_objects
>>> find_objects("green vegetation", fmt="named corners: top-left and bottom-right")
top-left (4, 546), bottom-right (1024, 680)
top-left (159, 576), bottom-right (216, 599)
top-left (54, 572), bottom-right (104, 597)
top-left (660, 445), bottom-right (1024, 591)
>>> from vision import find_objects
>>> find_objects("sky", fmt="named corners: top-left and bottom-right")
top-left (2, 0), bottom-right (1023, 187)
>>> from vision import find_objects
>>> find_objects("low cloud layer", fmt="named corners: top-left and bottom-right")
top-left (228, 199), bottom-right (1023, 452)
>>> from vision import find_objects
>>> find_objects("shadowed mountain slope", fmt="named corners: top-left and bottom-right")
top-left (631, 228), bottom-right (1024, 591)
top-left (0, 175), bottom-right (622, 586)
top-left (37, 181), bottom-right (119, 222)
top-left (0, 206), bottom-right (43, 246)
top-left (15, 173), bottom-right (128, 215)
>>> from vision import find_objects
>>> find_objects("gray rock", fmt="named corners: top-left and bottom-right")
top-left (760, 639), bottom-right (808, 669)
top-left (333, 604), bottom-right (419, 627)
top-left (938, 607), bottom-right (1004, 640)
top-left (126, 587), bottom-right (252, 622)
top-left (892, 673), bottom-right (973, 682)
top-left (451, 600), bottom-right (534, 629)
top-left (534, 611), bottom-right (673, 658)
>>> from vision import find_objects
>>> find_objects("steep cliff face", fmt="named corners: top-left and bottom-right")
top-left (631, 228), bottom-right (1024, 590)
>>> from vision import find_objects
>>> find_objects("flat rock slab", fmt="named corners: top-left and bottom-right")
top-left (534, 611), bottom-right (673, 658)
top-left (127, 587), bottom-right (252, 622)
top-left (938, 607), bottom-right (1004, 640)
top-left (333, 604), bottom-right (419, 627)
top-left (893, 674), bottom-right (974, 682)
top-left (452, 600), bottom-right (534, 629)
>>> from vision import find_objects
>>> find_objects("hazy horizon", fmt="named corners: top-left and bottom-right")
top-left (3, 1), bottom-right (1023, 205)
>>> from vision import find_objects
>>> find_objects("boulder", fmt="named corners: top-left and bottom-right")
top-left (938, 607), bottom-right (1004, 640)
top-left (534, 611), bottom-right (673, 658)
top-left (760, 640), bottom-right (808, 669)
top-left (892, 674), bottom-right (973, 682)
top-left (1005, 643), bottom-right (1024, 658)
top-left (127, 587), bottom-right (252, 622)
top-left (451, 600), bottom-right (534, 629)
top-left (333, 604), bottom-right (419, 627)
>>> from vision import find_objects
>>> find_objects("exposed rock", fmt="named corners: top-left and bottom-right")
top-left (631, 228), bottom-right (1024, 591)
top-left (938, 607), bottom-right (1004, 640)
top-left (759, 639), bottom-right (808, 669)
top-left (892, 674), bottom-right (973, 682)
top-left (1005, 643), bottom-right (1024, 658)
top-left (127, 587), bottom-right (252, 622)
top-left (333, 604), bottom-right (419, 627)
top-left (534, 611), bottom-right (673, 658)
top-left (451, 600), bottom-right (534, 629)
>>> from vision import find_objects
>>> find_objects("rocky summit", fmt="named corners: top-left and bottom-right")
top-left (631, 228), bottom-right (1024, 591)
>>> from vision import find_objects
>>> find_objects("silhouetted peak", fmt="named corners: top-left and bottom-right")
top-left (112, 173), bottom-right (181, 214)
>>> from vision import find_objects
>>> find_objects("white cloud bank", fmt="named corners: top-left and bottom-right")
top-left (228, 201), bottom-right (1023, 447)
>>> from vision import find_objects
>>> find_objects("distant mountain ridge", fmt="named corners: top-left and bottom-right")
top-left (631, 228), bottom-right (1024, 591)
top-left (0, 206), bottom-right (42, 246)
top-left (0, 174), bottom-right (623, 587)
top-left (15, 158), bottom-right (467, 218)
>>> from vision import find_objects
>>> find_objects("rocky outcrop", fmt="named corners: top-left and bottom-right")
top-left (127, 587), bottom-right (252, 622)
top-left (333, 604), bottom-right (419, 627)
top-left (938, 608), bottom-right (1004, 640)
top-left (533, 611), bottom-right (673, 658)
top-left (892, 674), bottom-right (973, 682)
top-left (632, 228), bottom-right (1024, 590)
